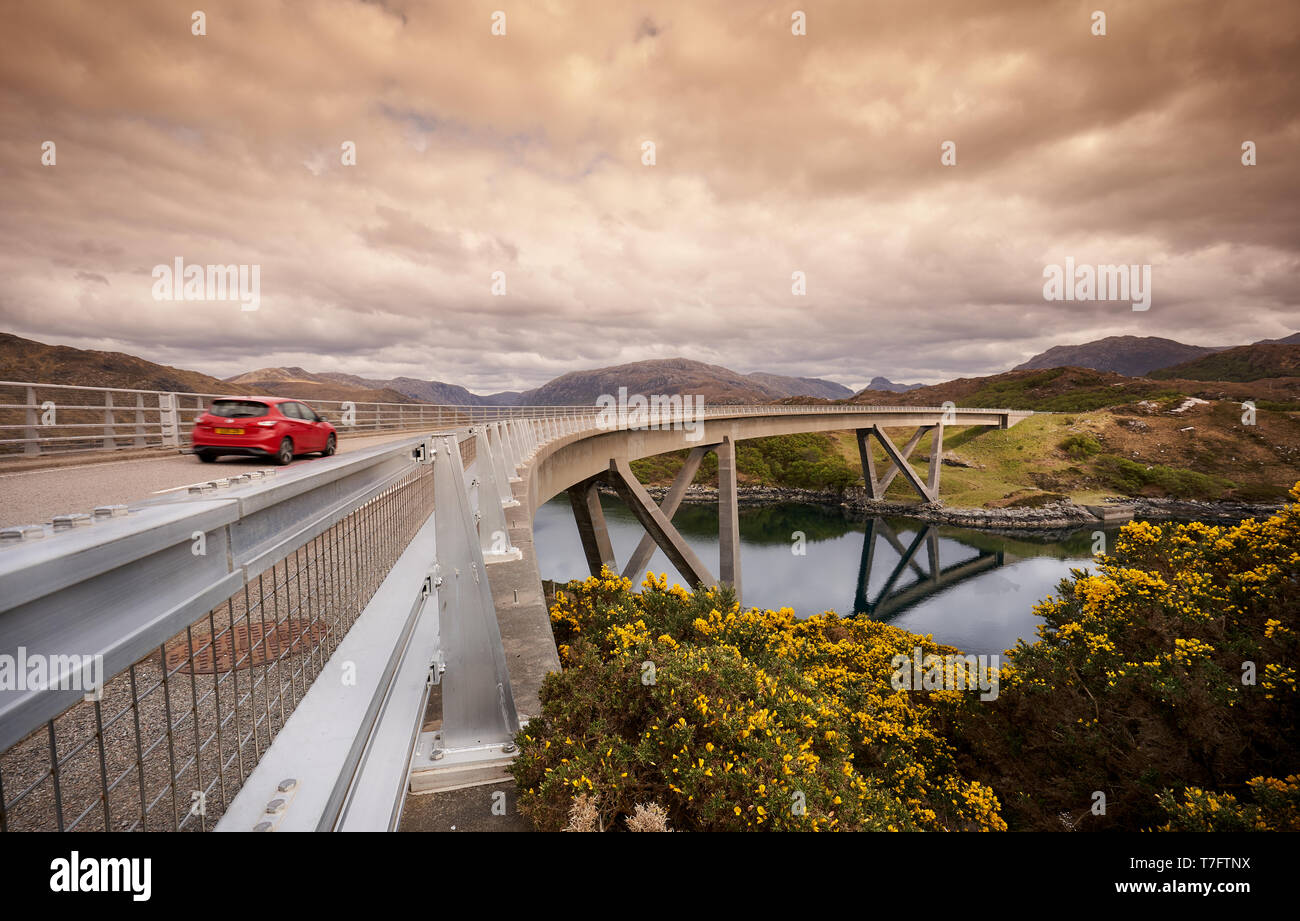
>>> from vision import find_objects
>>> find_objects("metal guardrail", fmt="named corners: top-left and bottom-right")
top-left (0, 411), bottom-right (586, 832)
top-left (0, 379), bottom-right (1026, 458)
top-left (0, 431), bottom-right (460, 829)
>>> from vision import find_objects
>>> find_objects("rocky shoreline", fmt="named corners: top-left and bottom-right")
top-left (617, 483), bottom-right (1284, 531)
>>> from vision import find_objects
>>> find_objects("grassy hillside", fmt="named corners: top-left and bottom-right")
top-left (1149, 344), bottom-right (1300, 382)
top-left (631, 401), bottom-right (1300, 506)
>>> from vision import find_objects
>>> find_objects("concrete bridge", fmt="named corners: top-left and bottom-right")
top-left (0, 393), bottom-right (1028, 832)
top-left (529, 404), bottom-right (1029, 605)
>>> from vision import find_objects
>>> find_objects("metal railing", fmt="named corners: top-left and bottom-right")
top-left (0, 379), bottom-right (1026, 459)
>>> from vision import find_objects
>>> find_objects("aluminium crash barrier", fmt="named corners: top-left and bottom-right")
top-left (0, 414), bottom-right (578, 832)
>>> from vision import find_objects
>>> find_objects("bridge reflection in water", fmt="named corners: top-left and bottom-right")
top-left (533, 496), bottom-right (1091, 642)
top-left (853, 518), bottom-right (1003, 621)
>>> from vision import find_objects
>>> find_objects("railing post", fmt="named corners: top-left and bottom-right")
top-left (472, 427), bottom-right (522, 562)
top-left (160, 393), bottom-right (180, 447)
top-left (430, 433), bottom-right (521, 759)
top-left (101, 391), bottom-right (117, 450)
top-left (506, 420), bottom-right (524, 469)
top-left (491, 421), bottom-right (521, 483)
top-left (24, 385), bottom-right (40, 456)
top-left (134, 393), bottom-right (147, 448)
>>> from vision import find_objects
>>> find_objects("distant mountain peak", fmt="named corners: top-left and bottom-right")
top-left (1013, 335), bottom-right (1223, 377)
top-left (864, 376), bottom-right (924, 393)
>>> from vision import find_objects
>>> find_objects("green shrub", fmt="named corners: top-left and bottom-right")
top-left (1092, 454), bottom-right (1231, 498)
top-left (1058, 433), bottom-right (1103, 459)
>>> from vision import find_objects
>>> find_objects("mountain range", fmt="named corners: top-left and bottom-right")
top-left (5, 328), bottom-right (1300, 411)
top-left (227, 358), bottom-right (852, 405)
top-left (1011, 333), bottom-right (1300, 378)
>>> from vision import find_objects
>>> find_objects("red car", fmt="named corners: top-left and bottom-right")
top-left (191, 397), bottom-right (337, 465)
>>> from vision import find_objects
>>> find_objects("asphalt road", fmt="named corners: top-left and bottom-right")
top-left (0, 433), bottom-right (420, 529)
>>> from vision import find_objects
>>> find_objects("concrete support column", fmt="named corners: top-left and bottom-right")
top-left (716, 435), bottom-right (742, 604)
top-left (567, 475), bottom-right (617, 576)
top-left (856, 427), bottom-right (881, 499)
top-left (926, 424), bottom-right (944, 499)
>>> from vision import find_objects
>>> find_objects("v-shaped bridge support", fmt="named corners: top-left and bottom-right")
top-left (856, 424), bottom-right (945, 503)
top-left (566, 438), bottom-right (743, 604)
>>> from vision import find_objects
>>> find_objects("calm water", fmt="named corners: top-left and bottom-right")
top-left (532, 496), bottom-right (1118, 656)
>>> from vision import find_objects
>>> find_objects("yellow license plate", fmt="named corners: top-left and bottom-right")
top-left (214, 427), bottom-right (244, 435)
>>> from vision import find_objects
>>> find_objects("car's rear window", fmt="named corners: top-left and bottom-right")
top-left (211, 400), bottom-right (270, 418)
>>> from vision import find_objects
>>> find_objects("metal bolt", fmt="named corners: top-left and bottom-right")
top-left (502, 743), bottom-right (517, 754)
top-left (1, 525), bottom-right (46, 542)
top-left (93, 505), bottom-right (129, 519)
top-left (277, 778), bottom-right (298, 793)
top-left (52, 513), bottom-right (93, 531)
top-left (253, 821), bottom-right (273, 832)
top-left (265, 798), bottom-right (287, 815)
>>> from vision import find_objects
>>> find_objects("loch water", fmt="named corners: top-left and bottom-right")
top-left (532, 495), bottom-right (1123, 656)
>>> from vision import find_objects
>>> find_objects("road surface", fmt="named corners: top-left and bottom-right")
top-left (0, 433), bottom-right (420, 529)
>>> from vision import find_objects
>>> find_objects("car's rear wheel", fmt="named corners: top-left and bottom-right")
top-left (321, 434), bottom-right (336, 457)
top-left (196, 451), bottom-right (217, 463)
top-left (274, 438), bottom-right (294, 466)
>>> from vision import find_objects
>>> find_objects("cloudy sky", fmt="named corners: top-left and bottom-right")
top-left (1, 0), bottom-right (1297, 392)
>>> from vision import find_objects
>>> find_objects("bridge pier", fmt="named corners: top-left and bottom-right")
top-left (717, 436), bottom-right (742, 603)
top-left (856, 424), bottom-right (944, 503)
top-left (568, 441), bottom-right (747, 601)
top-left (567, 474), bottom-right (617, 575)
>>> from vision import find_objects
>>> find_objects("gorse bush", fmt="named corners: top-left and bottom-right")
top-left (956, 491), bottom-right (1300, 830)
top-left (516, 489), bottom-right (1300, 831)
top-left (511, 572), bottom-right (1006, 832)
top-left (1156, 776), bottom-right (1300, 831)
